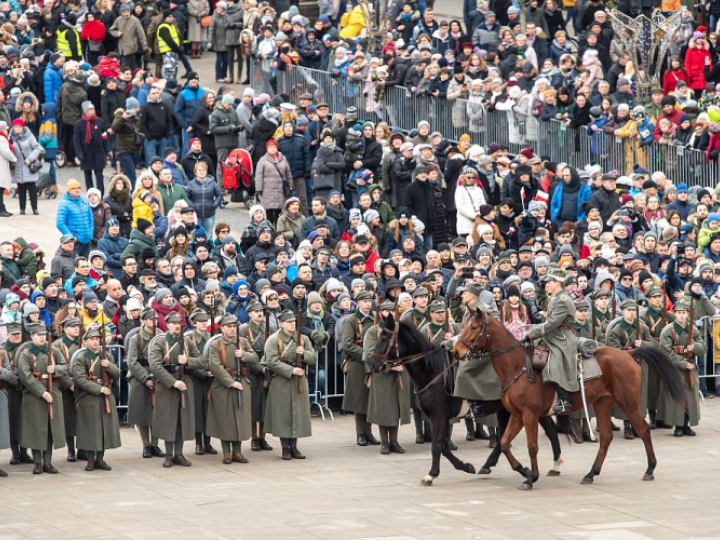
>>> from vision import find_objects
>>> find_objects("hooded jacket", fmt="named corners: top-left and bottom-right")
top-left (171, 257), bottom-right (207, 296)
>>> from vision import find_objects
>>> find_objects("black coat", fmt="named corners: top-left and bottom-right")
top-left (73, 116), bottom-right (110, 171)
top-left (507, 176), bottom-right (540, 214)
top-left (277, 133), bottom-right (311, 179)
top-left (586, 186), bottom-right (621, 224)
top-left (346, 136), bottom-right (383, 178)
top-left (251, 118), bottom-right (278, 166)
top-left (403, 178), bottom-right (446, 239)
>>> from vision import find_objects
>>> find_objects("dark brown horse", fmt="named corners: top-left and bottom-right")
top-left (452, 309), bottom-right (686, 490)
top-left (369, 315), bottom-right (565, 487)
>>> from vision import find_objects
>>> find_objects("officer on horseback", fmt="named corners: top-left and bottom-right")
top-left (525, 268), bottom-right (578, 414)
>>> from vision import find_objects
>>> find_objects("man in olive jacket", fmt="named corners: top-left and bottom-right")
top-left (148, 311), bottom-right (205, 468)
top-left (263, 310), bottom-right (317, 460)
top-left (18, 323), bottom-right (67, 474)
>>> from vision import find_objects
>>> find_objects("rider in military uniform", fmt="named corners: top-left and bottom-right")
top-left (264, 309), bottom-right (318, 460)
top-left (239, 301), bottom-right (273, 452)
top-left (186, 309), bottom-right (217, 456)
top-left (640, 286), bottom-right (675, 429)
top-left (340, 291), bottom-right (379, 447)
top-left (52, 316), bottom-right (82, 462)
top-left (72, 327), bottom-right (122, 472)
top-left (364, 300), bottom-right (411, 455)
top-left (18, 323), bottom-right (67, 474)
top-left (126, 308), bottom-right (165, 459)
top-left (206, 313), bottom-right (259, 464)
top-left (148, 311), bottom-right (205, 468)
top-left (591, 290), bottom-right (612, 344)
top-left (1, 323), bottom-right (32, 465)
top-left (658, 300), bottom-right (705, 437)
top-left (525, 268), bottom-right (578, 414)
top-left (605, 299), bottom-right (654, 440)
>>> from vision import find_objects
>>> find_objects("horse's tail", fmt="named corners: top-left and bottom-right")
top-left (554, 415), bottom-right (578, 444)
top-left (631, 346), bottom-right (686, 405)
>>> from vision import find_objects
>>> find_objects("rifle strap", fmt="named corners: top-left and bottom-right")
top-left (219, 340), bottom-right (227, 367)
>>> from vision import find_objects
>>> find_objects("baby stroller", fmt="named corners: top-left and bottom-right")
top-left (221, 148), bottom-right (254, 208)
top-left (10, 162), bottom-right (55, 199)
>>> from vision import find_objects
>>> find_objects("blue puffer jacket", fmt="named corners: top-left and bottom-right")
top-left (174, 84), bottom-right (206, 129)
top-left (44, 64), bottom-right (63, 104)
top-left (98, 230), bottom-right (129, 276)
top-left (277, 133), bottom-right (310, 179)
top-left (185, 175), bottom-right (224, 218)
top-left (57, 192), bottom-right (94, 245)
top-left (550, 182), bottom-right (592, 222)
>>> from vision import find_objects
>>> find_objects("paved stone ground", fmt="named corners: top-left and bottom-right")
top-left (4, 21), bottom-right (720, 540)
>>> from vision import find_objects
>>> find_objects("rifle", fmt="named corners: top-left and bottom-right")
top-left (662, 294), bottom-right (668, 328)
top-left (687, 299), bottom-right (695, 390)
top-left (295, 296), bottom-right (303, 394)
top-left (636, 304), bottom-right (641, 349)
top-left (178, 333), bottom-right (186, 409)
top-left (612, 294), bottom-right (617, 320)
top-left (100, 325), bottom-right (111, 414)
top-left (210, 296), bottom-right (216, 337)
top-left (591, 304), bottom-right (596, 341)
top-left (235, 327), bottom-right (243, 408)
top-left (47, 329), bottom-right (55, 420)
top-left (150, 319), bottom-right (156, 408)
top-left (264, 308), bottom-right (270, 340)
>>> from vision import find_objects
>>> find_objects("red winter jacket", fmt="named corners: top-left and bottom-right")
top-left (80, 19), bottom-right (106, 43)
top-left (684, 41), bottom-right (711, 90)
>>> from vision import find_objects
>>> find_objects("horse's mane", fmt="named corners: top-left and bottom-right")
top-left (398, 320), bottom-right (449, 373)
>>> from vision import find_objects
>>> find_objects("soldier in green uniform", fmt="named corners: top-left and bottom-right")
top-left (52, 317), bottom-right (82, 462)
top-left (148, 311), bottom-right (205, 468)
top-left (264, 310), bottom-right (318, 460)
top-left (1, 323), bottom-right (32, 465)
top-left (72, 327), bottom-right (122, 472)
top-left (658, 300), bottom-right (705, 437)
top-left (206, 313), bottom-right (259, 464)
top-left (573, 298), bottom-right (593, 338)
top-left (126, 308), bottom-right (165, 459)
top-left (239, 301), bottom-right (273, 452)
top-left (18, 323), bottom-right (67, 474)
top-left (525, 269), bottom-right (578, 414)
top-left (364, 300), bottom-right (411, 455)
top-left (640, 287), bottom-right (675, 429)
top-left (591, 290), bottom-right (611, 344)
top-left (340, 291), bottom-right (379, 447)
top-left (0, 323), bottom-right (23, 475)
top-left (605, 299), bottom-right (654, 439)
top-left (186, 309), bottom-right (217, 456)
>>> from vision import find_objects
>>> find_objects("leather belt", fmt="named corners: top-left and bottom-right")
top-left (164, 364), bottom-right (179, 373)
top-left (137, 358), bottom-right (149, 367)
top-left (673, 346), bottom-right (688, 354)
top-left (32, 373), bottom-right (49, 380)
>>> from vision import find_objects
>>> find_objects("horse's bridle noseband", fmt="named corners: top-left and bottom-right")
top-left (371, 323), bottom-right (442, 368)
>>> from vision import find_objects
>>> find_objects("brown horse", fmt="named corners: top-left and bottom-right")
top-left (452, 309), bottom-right (686, 490)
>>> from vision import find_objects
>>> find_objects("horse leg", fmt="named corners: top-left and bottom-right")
top-left (539, 416), bottom-right (563, 476)
top-left (421, 417), bottom-right (443, 487)
top-left (519, 412), bottom-right (540, 490)
top-left (618, 402), bottom-right (657, 481)
top-left (479, 407), bottom-right (508, 475)
top-left (500, 413), bottom-right (530, 480)
top-left (439, 426), bottom-right (476, 476)
top-left (581, 396), bottom-right (614, 485)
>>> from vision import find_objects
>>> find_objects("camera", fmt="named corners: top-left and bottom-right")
top-left (619, 209), bottom-right (631, 217)
top-left (461, 269), bottom-right (475, 278)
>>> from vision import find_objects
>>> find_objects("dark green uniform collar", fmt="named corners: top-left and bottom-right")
top-left (62, 335), bottom-right (79, 347)
top-left (29, 343), bottom-right (48, 355)
top-left (673, 321), bottom-right (688, 335)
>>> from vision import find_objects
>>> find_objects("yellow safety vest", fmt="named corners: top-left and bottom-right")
top-left (661, 0), bottom-right (680, 11)
top-left (56, 27), bottom-right (79, 57)
top-left (156, 23), bottom-right (180, 54)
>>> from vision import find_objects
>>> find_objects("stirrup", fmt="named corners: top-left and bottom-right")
top-left (470, 401), bottom-right (485, 417)
top-left (553, 400), bottom-right (572, 414)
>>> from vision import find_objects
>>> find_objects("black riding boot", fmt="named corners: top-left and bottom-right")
top-left (553, 384), bottom-right (572, 414)
top-left (470, 400), bottom-right (485, 417)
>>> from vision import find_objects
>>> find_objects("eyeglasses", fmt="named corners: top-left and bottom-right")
top-left (219, 229), bottom-right (230, 233)
top-left (126, 262), bottom-right (137, 266)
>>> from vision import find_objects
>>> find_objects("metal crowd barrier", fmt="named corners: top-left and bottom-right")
top-left (308, 337), bottom-right (345, 421)
top-left (258, 65), bottom-right (720, 187)
top-left (107, 344), bottom-right (129, 415)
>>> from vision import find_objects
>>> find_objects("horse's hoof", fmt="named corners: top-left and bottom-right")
top-left (642, 474), bottom-right (654, 482)
top-left (478, 467), bottom-right (492, 475)
top-left (519, 482), bottom-right (533, 490)
top-left (465, 464), bottom-right (476, 475)
top-left (581, 476), bottom-right (594, 485)
top-left (420, 476), bottom-right (435, 487)
top-left (547, 469), bottom-right (561, 476)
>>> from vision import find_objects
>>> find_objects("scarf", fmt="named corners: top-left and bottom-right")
top-left (82, 113), bottom-right (94, 144)
top-left (321, 141), bottom-right (336, 151)
top-left (286, 211), bottom-right (299, 220)
top-left (85, 306), bottom-right (99, 318)
top-left (0, 131), bottom-right (13, 152)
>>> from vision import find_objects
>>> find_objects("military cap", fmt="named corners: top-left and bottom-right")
top-left (220, 313), bottom-right (239, 326)
top-left (674, 300), bottom-right (691, 312)
top-left (28, 323), bottom-right (48, 335)
top-left (429, 301), bottom-right (446, 313)
top-left (592, 289), bottom-right (611, 300)
top-left (84, 327), bottom-right (101, 339)
top-left (6, 322), bottom-right (21, 334)
top-left (356, 291), bottom-right (374, 301)
top-left (378, 300), bottom-right (396, 310)
top-left (278, 310), bottom-right (296, 322)
top-left (574, 298), bottom-right (591, 311)
top-left (544, 268), bottom-right (567, 283)
top-left (141, 307), bottom-right (157, 320)
top-left (189, 308), bottom-right (209, 323)
top-left (412, 287), bottom-right (430, 298)
top-left (564, 275), bottom-right (577, 286)
top-left (61, 316), bottom-right (81, 327)
top-left (247, 301), bottom-right (264, 312)
top-left (464, 281), bottom-right (483, 297)
top-left (166, 312), bottom-right (183, 324)
top-left (645, 286), bottom-right (663, 298)
top-left (619, 299), bottom-right (638, 311)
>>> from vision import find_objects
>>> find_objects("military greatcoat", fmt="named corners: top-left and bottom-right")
top-left (641, 306), bottom-right (675, 412)
top-left (18, 343), bottom-right (67, 450)
top-left (206, 335), bottom-right (258, 442)
top-left (263, 329), bottom-right (317, 439)
top-left (340, 310), bottom-right (374, 414)
top-left (1, 341), bottom-right (23, 442)
top-left (72, 348), bottom-right (122, 451)
top-left (187, 329), bottom-right (211, 433)
top-left (53, 336), bottom-right (80, 438)
top-left (239, 319), bottom-right (269, 422)
top-left (126, 328), bottom-right (156, 427)
top-left (148, 333), bottom-right (205, 442)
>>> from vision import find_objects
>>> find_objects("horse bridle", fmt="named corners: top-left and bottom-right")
top-left (371, 324), bottom-right (443, 368)
top-left (457, 310), bottom-right (525, 358)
